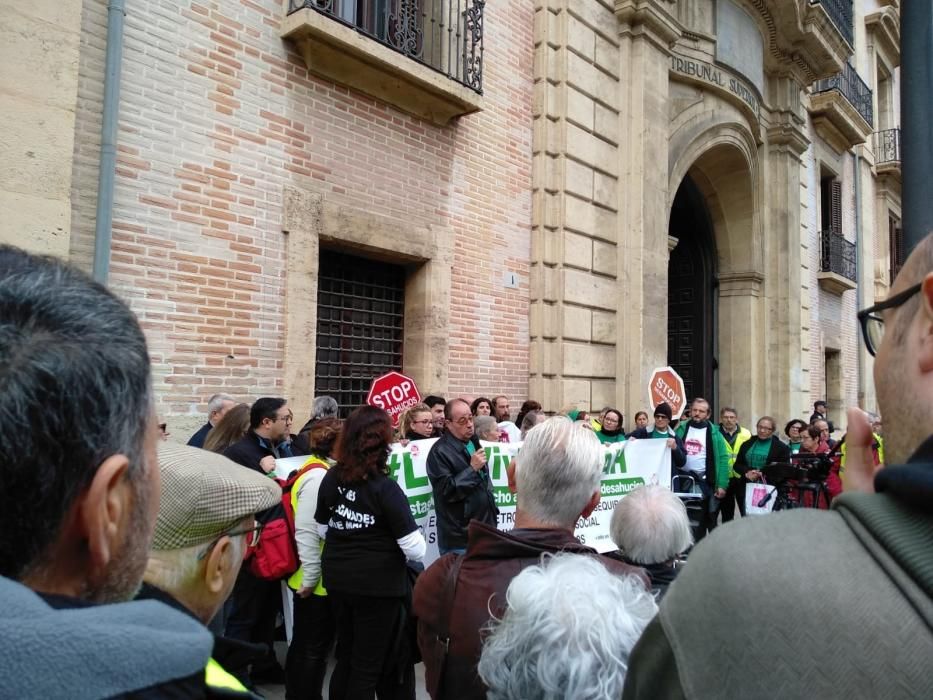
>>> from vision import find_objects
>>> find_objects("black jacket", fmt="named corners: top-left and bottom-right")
top-left (223, 431), bottom-right (281, 474)
top-left (425, 432), bottom-right (499, 550)
top-left (628, 426), bottom-right (687, 468)
top-left (734, 436), bottom-right (791, 476)
top-left (187, 422), bottom-right (212, 449)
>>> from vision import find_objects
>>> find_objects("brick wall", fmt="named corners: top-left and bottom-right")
top-left (71, 0), bottom-right (535, 419)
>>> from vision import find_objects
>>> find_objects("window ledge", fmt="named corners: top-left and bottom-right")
top-left (817, 271), bottom-right (857, 295)
top-left (281, 8), bottom-right (484, 126)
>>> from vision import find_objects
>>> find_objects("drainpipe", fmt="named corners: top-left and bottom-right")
top-left (853, 151), bottom-right (863, 406)
top-left (92, 0), bottom-right (127, 284)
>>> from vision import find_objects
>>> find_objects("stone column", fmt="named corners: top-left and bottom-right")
top-left (614, 1), bottom-right (681, 418)
top-left (762, 73), bottom-right (810, 421)
top-left (529, 0), bottom-right (623, 412)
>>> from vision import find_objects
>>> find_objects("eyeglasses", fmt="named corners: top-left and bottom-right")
top-left (449, 416), bottom-right (474, 426)
top-left (654, 415), bottom-right (669, 420)
top-left (198, 522), bottom-right (263, 560)
top-left (272, 414), bottom-right (290, 423)
top-left (857, 282), bottom-right (922, 357)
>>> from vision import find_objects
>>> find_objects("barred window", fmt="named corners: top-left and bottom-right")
top-left (315, 250), bottom-right (406, 417)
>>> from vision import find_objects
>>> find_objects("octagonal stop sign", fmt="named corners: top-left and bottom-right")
top-left (648, 366), bottom-right (687, 419)
top-left (366, 371), bottom-right (422, 427)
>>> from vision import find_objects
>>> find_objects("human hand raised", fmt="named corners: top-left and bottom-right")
top-left (841, 407), bottom-right (883, 494)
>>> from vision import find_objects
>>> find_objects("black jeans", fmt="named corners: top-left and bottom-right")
top-left (285, 592), bottom-right (336, 700)
top-left (328, 592), bottom-right (415, 700)
top-left (225, 568), bottom-right (282, 677)
top-left (719, 476), bottom-right (747, 521)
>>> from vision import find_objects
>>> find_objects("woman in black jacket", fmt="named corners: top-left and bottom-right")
top-left (315, 405), bottom-right (426, 699)
top-left (733, 416), bottom-right (791, 515)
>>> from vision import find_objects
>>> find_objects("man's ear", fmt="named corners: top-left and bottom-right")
top-left (579, 491), bottom-right (600, 519)
top-left (506, 458), bottom-right (517, 493)
top-left (918, 274), bottom-right (933, 373)
top-left (80, 454), bottom-right (132, 570)
top-left (203, 536), bottom-right (233, 595)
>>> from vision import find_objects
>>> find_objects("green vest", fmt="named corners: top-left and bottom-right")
top-left (286, 456), bottom-right (329, 595)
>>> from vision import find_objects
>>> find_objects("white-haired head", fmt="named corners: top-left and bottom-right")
top-left (478, 553), bottom-right (657, 700)
top-left (514, 416), bottom-right (603, 528)
top-left (610, 485), bottom-right (693, 565)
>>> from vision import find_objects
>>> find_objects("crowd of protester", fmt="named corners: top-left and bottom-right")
top-left (2, 235), bottom-right (932, 700)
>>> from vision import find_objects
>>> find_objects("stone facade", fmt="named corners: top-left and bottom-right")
top-left (0, 0), bottom-right (902, 434)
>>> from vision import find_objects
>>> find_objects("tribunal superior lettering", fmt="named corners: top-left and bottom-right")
top-left (670, 55), bottom-right (760, 117)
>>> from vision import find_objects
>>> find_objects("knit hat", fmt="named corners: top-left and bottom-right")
top-left (153, 443), bottom-right (281, 550)
top-left (653, 402), bottom-right (673, 420)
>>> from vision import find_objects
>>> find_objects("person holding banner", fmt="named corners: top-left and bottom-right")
top-left (426, 399), bottom-right (499, 555)
top-left (628, 403), bottom-right (686, 470)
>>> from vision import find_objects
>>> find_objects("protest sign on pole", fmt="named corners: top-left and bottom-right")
top-left (648, 366), bottom-right (688, 418)
top-left (366, 371), bottom-right (421, 427)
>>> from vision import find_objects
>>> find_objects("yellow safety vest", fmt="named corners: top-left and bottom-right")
top-left (287, 456), bottom-right (329, 595)
top-left (205, 657), bottom-right (250, 695)
top-left (839, 433), bottom-right (885, 475)
top-left (721, 426), bottom-right (751, 477)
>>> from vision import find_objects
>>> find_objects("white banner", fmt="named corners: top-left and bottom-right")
top-left (276, 437), bottom-right (671, 565)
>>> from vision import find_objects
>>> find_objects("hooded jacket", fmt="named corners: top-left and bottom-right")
top-left (414, 521), bottom-right (648, 699)
top-left (0, 575), bottom-right (213, 699)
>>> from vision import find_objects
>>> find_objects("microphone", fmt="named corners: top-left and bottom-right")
top-left (757, 489), bottom-right (775, 508)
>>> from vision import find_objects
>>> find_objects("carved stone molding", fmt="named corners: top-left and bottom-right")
top-left (615, 0), bottom-right (682, 52)
top-left (718, 270), bottom-right (764, 298)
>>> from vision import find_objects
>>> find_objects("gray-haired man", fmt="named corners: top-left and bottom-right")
top-left (188, 393), bottom-right (237, 448)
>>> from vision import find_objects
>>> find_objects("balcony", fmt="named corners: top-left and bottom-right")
top-left (817, 230), bottom-right (857, 294)
top-left (282, 0), bottom-right (485, 126)
top-left (810, 62), bottom-right (873, 153)
top-left (809, 0), bottom-right (853, 47)
top-left (874, 128), bottom-right (901, 180)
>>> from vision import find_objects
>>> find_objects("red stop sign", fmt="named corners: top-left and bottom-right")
top-left (648, 366), bottom-right (687, 418)
top-left (366, 371), bottom-right (422, 427)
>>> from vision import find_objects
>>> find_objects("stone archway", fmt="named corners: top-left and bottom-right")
top-left (668, 135), bottom-right (764, 419)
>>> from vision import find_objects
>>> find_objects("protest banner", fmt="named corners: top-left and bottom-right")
top-left (276, 437), bottom-right (671, 566)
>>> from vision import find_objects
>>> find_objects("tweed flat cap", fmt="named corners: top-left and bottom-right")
top-left (153, 443), bottom-right (282, 550)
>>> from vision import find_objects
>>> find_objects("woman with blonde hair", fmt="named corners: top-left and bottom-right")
top-left (399, 403), bottom-right (435, 442)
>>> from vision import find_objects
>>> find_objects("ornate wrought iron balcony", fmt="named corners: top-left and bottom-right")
top-left (810, 0), bottom-right (854, 47)
top-left (874, 128), bottom-right (901, 166)
top-left (813, 61), bottom-right (873, 127)
top-left (288, 0), bottom-right (484, 94)
top-left (820, 230), bottom-right (857, 283)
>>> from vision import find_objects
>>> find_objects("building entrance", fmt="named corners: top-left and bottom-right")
top-left (668, 176), bottom-right (717, 407)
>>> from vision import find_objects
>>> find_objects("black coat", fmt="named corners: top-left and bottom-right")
top-left (734, 436), bottom-right (791, 476)
top-left (425, 432), bottom-right (498, 551)
top-left (223, 431), bottom-right (280, 474)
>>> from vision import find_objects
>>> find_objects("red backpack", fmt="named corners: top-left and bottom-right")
top-left (247, 461), bottom-right (327, 581)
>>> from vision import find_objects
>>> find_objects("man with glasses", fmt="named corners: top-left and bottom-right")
top-left (224, 398), bottom-right (294, 475)
top-left (222, 396), bottom-right (293, 685)
top-left (141, 443), bottom-right (281, 697)
top-left (427, 398), bottom-right (498, 555)
top-left (624, 233), bottom-right (933, 699)
top-left (717, 407), bottom-right (752, 522)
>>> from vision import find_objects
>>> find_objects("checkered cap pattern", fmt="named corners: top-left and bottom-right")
top-left (153, 443), bottom-right (282, 550)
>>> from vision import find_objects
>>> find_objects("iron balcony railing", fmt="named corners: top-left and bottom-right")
top-left (874, 128), bottom-right (901, 166)
top-left (810, 0), bottom-right (854, 47)
top-left (814, 62), bottom-right (873, 127)
top-left (288, 0), bottom-right (484, 94)
top-left (820, 230), bottom-right (857, 282)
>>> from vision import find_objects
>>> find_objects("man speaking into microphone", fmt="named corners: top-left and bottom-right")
top-left (426, 399), bottom-right (499, 555)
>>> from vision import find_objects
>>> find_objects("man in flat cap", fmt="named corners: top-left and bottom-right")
top-left (140, 443), bottom-right (282, 698)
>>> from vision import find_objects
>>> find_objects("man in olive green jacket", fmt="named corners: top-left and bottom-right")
top-left (623, 234), bottom-right (933, 699)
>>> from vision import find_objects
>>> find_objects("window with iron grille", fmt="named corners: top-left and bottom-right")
top-left (315, 250), bottom-right (406, 417)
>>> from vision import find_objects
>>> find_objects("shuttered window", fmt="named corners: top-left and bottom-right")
top-left (314, 250), bottom-right (405, 417)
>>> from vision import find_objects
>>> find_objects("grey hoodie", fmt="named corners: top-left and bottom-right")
top-left (0, 575), bottom-right (213, 699)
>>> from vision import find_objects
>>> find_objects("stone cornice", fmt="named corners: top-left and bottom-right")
top-left (615, 0), bottom-right (682, 53)
top-left (718, 271), bottom-right (764, 298)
